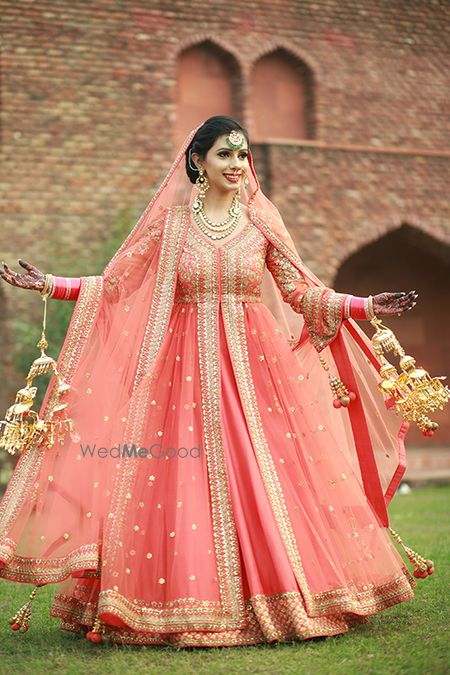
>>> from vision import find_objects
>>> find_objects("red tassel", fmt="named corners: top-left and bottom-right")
top-left (86, 616), bottom-right (104, 643)
top-left (86, 631), bottom-right (103, 643)
top-left (8, 586), bottom-right (39, 633)
top-left (389, 527), bottom-right (434, 578)
top-left (318, 356), bottom-right (356, 408)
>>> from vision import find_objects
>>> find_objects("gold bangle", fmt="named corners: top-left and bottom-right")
top-left (367, 295), bottom-right (376, 320)
top-left (40, 273), bottom-right (53, 298)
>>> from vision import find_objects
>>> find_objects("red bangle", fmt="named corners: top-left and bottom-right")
top-left (50, 276), bottom-right (81, 301)
top-left (349, 296), bottom-right (369, 320)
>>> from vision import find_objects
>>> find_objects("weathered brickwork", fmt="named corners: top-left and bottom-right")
top-left (0, 0), bottom-right (449, 447)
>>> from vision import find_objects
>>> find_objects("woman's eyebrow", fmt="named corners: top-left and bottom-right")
top-left (216, 147), bottom-right (248, 152)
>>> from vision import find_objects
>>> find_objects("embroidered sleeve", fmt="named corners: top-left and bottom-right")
top-left (266, 243), bottom-right (347, 351)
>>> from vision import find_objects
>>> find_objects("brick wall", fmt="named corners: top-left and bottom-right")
top-left (0, 0), bottom-right (449, 447)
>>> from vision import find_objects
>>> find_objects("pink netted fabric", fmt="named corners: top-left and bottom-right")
top-left (0, 125), bottom-right (414, 645)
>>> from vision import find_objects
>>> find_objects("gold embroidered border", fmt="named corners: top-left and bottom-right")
top-left (51, 570), bottom-right (414, 646)
top-left (52, 589), bottom-right (226, 631)
top-left (98, 590), bottom-right (225, 630)
top-left (0, 277), bottom-right (103, 540)
top-left (103, 206), bottom-right (189, 576)
top-left (221, 294), bottom-right (317, 615)
top-left (195, 243), bottom-right (245, 625)
top-left (219, 238), bottom-right (316, 612)
top-left (102, 208), bottom-right (245, 627)
top-left (220, 287), bottom-right (415, 617)
top-left (0, 542), bottom-right (100, 583)
top-left (132, 207), bottom-right (190, 391)
top-left (312, 568), bottom-right (416, 614)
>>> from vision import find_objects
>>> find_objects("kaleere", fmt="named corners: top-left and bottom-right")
top-left (0, 291), bottom-right (78, 456)
top-left (369, 317), bottom-right (449, 435)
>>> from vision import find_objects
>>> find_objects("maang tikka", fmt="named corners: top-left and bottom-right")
top-left (226, 130), bottom-right (249, 190)
top-left (226, 130), bottom-right (245, 150)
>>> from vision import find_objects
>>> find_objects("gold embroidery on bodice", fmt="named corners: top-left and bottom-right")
top-left (174, 220), bottom-right (268, 304)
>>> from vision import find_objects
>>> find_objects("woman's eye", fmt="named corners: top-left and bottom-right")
top-left (218, 151), bottom-right (248, 158)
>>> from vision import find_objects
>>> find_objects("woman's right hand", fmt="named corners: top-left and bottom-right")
top-left (0, 259), bottom-right (46, 292)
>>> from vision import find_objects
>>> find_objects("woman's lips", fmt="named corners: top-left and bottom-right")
top-left (223, 174), bottom-right (241, 183)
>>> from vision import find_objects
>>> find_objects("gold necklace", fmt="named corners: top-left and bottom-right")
top-left (192, 195), bottom-right (242, 240)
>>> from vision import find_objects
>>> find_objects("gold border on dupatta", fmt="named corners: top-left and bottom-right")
top-left (99, 207), bottom-right (246, 630)
top-left (51, 568), bottom-right (414, 645)
top-left (221, 280), bottom-right (318, 613)
top-left (0, 276), bottom-right (103, 579)
top-left (0, 542), bottom-right (100, 583)
top-left (220, 233), bottom-right (416, 616)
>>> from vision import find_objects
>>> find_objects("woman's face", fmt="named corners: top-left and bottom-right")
top-left (193, 133), bottom-right (250, 195)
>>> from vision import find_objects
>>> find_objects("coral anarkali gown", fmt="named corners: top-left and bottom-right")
top-left (0, 212), bottom-right (415, 646)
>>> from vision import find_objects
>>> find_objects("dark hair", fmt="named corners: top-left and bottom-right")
top-left (185, 115), bottom-right (250, 184)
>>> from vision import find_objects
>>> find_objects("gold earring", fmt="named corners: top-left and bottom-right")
top-left (193, 168), bottom-right (209, 213)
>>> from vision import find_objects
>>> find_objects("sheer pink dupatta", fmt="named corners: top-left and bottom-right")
top-left (0, 128), bottom-right (200, 581)
top-left (0, 124), bottom-right (406, 588)
top-left (241, 153), bottom-right (408, 528)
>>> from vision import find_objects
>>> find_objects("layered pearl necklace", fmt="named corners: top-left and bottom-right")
top-left (192, 194), bottom-right (242, 241)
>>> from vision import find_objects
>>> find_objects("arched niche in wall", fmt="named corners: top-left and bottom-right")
top-left (249, 48), bottom-right (315, 142)
top-left (175, 41), bottom-right (243, 146)
top-left (334, 224), bottom-right (450, 447)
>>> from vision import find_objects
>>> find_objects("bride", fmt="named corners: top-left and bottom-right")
top-left (0, 115), bottom-right (421, 647)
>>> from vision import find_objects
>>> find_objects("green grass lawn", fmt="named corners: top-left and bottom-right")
top-left (0, 484), bottom-right (448, 675)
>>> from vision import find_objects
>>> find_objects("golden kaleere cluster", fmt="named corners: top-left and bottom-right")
top-left (0, 292), bottom-right (77, 456)
top-left (370, 317), bottom-right (449, 435)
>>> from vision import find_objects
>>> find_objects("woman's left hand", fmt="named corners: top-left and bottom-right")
top-left (372, 290), bottom-right (417, 317)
